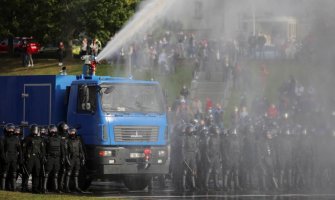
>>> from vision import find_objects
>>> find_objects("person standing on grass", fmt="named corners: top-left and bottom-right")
top-left (80, 38), bottom-right (88, 56)
top-left (27, 42), bottom-right (34, 67)
top-left (57, 42), bottom-right (65, 67)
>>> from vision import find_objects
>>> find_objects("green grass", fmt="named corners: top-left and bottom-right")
top-left (0, 191), bottom-right (107, 200)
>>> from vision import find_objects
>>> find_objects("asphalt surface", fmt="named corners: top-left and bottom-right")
top-left (85, 180), bottom-right (335, 199)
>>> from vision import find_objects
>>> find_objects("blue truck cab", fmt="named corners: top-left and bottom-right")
top-left (0, 75), bottom-right (169, 190)
top-left (67, 76), bottom-right (169, 189)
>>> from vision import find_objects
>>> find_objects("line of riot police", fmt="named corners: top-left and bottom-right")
top-left (0, 122), bottom-right (86, 194)
top-left (170, 107), bottom-right (335, 193)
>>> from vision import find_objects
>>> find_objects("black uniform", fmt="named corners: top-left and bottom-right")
top-left (196, 125), bottom-right (208, 190)
top-left (43, 126), bottom-right (64, 193)
top-left (57, 122), bottom-right (69, 192)
top-left (1, 124), bottom-right (22, 191)
top-left (181, 125), bottom-right (198, 191)
top-left (257, 131), bottom-right (278, 191)
top-left (170, 123), bottom-right (184, 191)
top-left (204, 125), bottom-right (221, 190)
top-left (225, 129), bottom-right (241, 191)
top-left (64, 128), bottom-right (85, 193)
top-left (22, 126), bottom-right (45, 193)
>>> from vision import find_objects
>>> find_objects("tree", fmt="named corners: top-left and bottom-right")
top-left (0, 0), bottom-right (141, 55)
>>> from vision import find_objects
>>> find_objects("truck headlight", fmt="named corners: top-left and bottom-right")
top-left (158, 150), bottom-right (166, 157)
top-left (99, 151), bottom-right (112, 157)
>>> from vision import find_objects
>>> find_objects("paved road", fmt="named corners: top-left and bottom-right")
top-left (85, 180), bottom-right (335, 200)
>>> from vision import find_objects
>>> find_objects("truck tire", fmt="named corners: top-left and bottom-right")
top-left (123, 175), bottom-right (151, 191)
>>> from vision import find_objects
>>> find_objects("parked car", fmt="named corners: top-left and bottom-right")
top-left (39, 43), bottom-right (66, 58)
top-left (14, 37), bottom-right (41, 55)
top-left (0, 38), bottom-right (20, 54)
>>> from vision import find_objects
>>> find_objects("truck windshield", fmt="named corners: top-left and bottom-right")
top-left (100, 83), bottom-right (165, 114)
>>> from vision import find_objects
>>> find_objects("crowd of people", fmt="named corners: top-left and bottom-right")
top-left (0, 122), bottom-right (86, 194)
top-left (167, 72), bottom-right (335, 193)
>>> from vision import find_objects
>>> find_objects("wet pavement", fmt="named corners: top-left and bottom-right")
top-left (86, 180), bottom-right (335, 199)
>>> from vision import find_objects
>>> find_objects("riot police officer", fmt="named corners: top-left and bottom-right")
top-left (204, 125), bottom-right (221, 191)
top-left (57, 122), bottom-right (69, 191)
top-left (14, 126), bottom-right (23, 141)
top-left (196, 122), bottom-right (209, 191)
top-left (39, 126), bottom-right (48, 192)
top-left (64, 128), bottom-right (85, 193)
top-left (257, 130), bottom-right (278, 191)
top-left (225, 128), bottom-right (242, 191)
top-left (43, 125), bottom-right (64, 193)
top-left (1, 123), bottom-right (22, 191)
top-left (170, 122), bottom-right (185, 192)
top-left (22, 124), bottom-right (45, 193)
top-left (181, 124), bottom-right (198, 192)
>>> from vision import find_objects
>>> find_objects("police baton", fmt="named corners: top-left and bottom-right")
top-left (41, 161), bottom-right (46, 177)
top-left (183, 160), bottom-right (197, 177)
top-left (21, 164), bottom-right (29, 177)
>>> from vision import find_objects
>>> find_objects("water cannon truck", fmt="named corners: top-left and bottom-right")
top-left (0, 75), bottom-right (169, 190)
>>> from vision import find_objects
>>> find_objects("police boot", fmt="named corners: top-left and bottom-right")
top-left (21, 175), bottom-right (29, 192)
top-left (54, 177), bottom-right (62, 193)
top-left (214, 173), bottom-right (221, 191)
top-left (11, 173), bottom-right (17, 192)
top-left (59, 172), bottom-right (65, 192)
top-left (262, 175), bottom-right (268, 191)
top-left (182, 175), bottom-right (187, 192)
top-left (288, 169), bottom-right (293, 190)
top-left (223, 173), bottom-right (229, 191)
top-left (32, 176), bottom-right (40, 193)
top-left (234, 174), bottom-right (242, 191)
top-left (1, 174), bottom-right (6, 190)
top-left (64, 175), bottom-right (71, 193)
top-left (190, 176), bottom-right (196, 192)
top-left (42, 174), bottom-right (48, 193)
top-left (74, 176), bottom-right (83, 193)
top-left (279, 170), bottom-right (284, 189)
top-left (204, 171), bottom-right (210, 191)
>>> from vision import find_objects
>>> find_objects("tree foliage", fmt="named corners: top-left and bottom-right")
top-left (0, 0), bottom-right (141, 44)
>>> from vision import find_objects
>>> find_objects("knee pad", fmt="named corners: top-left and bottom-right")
top-left (74, 171), bottom-right (79, 177)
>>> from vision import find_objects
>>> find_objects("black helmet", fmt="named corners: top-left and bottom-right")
top-left (4, 123), bottom-right (15, 135)
top-left (30, 124), bottom-right (39, 136)
top-left (210, 125), bottom-right (221, 135)
top-left (205, 114), bottom-right (214, 125)
top-left (185, 125), bottom-right (195, 134)
top-left (68, 128), bottom-right (77, 138)
top-left (57, 122), bottom-right (69, 136)
top-left (48, 124), bottom-right (58, 136)
top-left (14, 126), bottom-right (21, 136)
top-left (231, 128), bottom-right (238, 135)
top-left (39, 126), bottom-right (47, 136)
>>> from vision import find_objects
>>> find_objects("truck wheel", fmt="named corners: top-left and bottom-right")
top-left (123, 175), bottom-right (151, 191)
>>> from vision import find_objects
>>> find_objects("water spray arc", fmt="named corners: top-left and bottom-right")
top-left (97, 0), bottom-right (176, 62)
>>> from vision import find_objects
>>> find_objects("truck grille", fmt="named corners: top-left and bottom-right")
top-left (114, 126), bottom-right (159, 142)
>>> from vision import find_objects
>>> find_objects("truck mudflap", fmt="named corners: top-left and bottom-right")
top-left (85, 145), bottom-right (169, 176)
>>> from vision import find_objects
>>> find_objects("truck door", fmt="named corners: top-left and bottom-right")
top-left (23, 84), bottom-right (51, 125)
